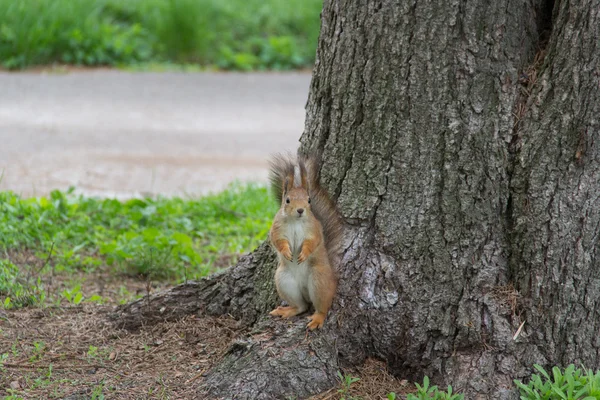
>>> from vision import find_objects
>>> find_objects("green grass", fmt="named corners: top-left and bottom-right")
top-left (337, 371), bottom-right (361, 400)
top-left (0, 0), bottom-right (322, 70)
top-left (405, 376), bottom-right (463, 400)
top-left (0, 259), bottom-right (46, 309)
top-left (0, 184), bottom-right (277, 307)
top-left (515, 364), bottom-right (600, 399)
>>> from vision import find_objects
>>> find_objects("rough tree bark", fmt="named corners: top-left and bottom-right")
top-left (114, 0), bottom-right (600, 398)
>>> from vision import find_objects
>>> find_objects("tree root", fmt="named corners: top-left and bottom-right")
top-left (111, 242), bottom-right (278, 331)
top-left (197, 318), bottom-right (339, 399)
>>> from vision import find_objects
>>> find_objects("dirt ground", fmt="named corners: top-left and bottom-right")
top-left (0, 307), bottom-right (238, 399)
top-left (0, 269), bottom-right (411, 399)
top-left (1, 301), bottom-right (410, 399)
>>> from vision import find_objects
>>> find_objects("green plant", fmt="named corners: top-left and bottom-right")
top-left (407, 376), bottom-right (464, 400)
top-left (61, 285), bottom-right (84, 305)
top-left (87, 345), bottom-right (99, 359)
top-left (0, 260), bottom-right (45, 309)
top-left (387, 393), bottom-right (396, 400)
top-left (0, 183), bottom-right (277, 295)
top-left (91, 382), bottom-right (105, 400)
top-left (11, 341), bottom-right (19, 357)
top-left (29, 340), bottom-right (46, 362)
top-left (86, 294), bottom-right (108, 304)
top-left (0, 0), bottom-right (322, 70)
top-left (515, 364), bottom-right (600, 399)
top-left (337, 371), bottom-right (361, 400)
top-left (0, 352), bottom-right (9, 371)
top-left (32, 364), bottom-right (54, 389)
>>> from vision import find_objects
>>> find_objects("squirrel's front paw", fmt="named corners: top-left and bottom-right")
top-left (297, 250), bottom-right (309, 263)
top-left (281, 247), bottom-right (293, 261)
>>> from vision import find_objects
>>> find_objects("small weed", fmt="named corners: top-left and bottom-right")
top-left (33, 341), bottom-right (45, 352)
top-left (87, 345), bottom-right (99, 359)
top-left (117, 286), bottom-right (137, 304)
top-left (0, 352), bottom-right (9, 371)
top-left (514, 364), bottom-right (600, 399)
top-left (32, 364), bottom-right (54, 389)
top-left (11, 341), bottom-right (19, 357)
top-left (29, 340), bottom-right (46, 362)
top-left (61, 285), bottom-right (84, 305)
top-left (86, 294), bottom-right (108, 305)
top-left (407, 376), bottom-right (464, 400)
top-left (0, 259), bottom-right (45, 309)
top-left (91, 382), bottom-right (105, 400)
top-left (337, 371), bottom-right (361, 400)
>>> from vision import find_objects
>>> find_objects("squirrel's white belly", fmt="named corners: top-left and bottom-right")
top-left (279, 259), bottom-right (311, 306)
top-left (279, 219), bottom-right (311, 303)
top-left (284, 218), bottom-right (307, 255)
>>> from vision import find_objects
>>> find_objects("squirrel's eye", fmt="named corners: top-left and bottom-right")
top-left (286, 198), bottom-right (290, 204)
top-left (308, 198), bottom-right (311, 204)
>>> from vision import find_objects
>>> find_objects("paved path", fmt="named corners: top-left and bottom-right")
top-left (0, 71), bottom-right (311, 198)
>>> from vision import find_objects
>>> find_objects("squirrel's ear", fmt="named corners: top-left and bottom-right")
top-left (300, 165), bottom-right (309, 191)
top-left (297, 158), bottom-right (309, 191)
top-left (283, 177), bottom-right (289, 196)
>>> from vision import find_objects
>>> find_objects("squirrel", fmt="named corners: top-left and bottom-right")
top-left (268, 153), bottom-right (343, 330)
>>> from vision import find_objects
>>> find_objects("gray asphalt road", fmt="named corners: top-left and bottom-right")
top-left (0, 71), bottom-right (311, 198)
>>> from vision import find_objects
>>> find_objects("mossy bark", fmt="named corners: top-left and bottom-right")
top-left (115, 0), bottom-right (600, 398)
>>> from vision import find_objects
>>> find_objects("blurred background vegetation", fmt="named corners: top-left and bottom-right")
top-left (0, 0), bottom-right (323, 70)
top-left (1, 184), bottom-right (278, 307)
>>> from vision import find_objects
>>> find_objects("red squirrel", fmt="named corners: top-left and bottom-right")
top-left (268, 154), bottom-right (342, 330)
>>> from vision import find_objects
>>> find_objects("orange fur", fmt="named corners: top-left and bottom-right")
top-left (268, 154), bottom-right (340, 330)
top-left (307, 313), bottom-right (326, 330)
top-left (273, 237), bottom-right (292, 261)
top-left (298, 234), bottom-right (321, 263)
top-left (270, 306), bottom-right (303, 318)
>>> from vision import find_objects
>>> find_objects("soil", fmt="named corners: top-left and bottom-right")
top-left (0, 306), bottom-right (240, 399)
top-left (1, 250), bottom-right (412, 399)
top-left (1, 298), bottom-right (411, 399)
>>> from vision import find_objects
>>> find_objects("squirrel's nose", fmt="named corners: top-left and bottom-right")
top-left (297, 208), bottom-right (304, 215)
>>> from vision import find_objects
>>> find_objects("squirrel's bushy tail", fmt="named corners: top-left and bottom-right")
top-left (269, 152), bottom-right (343, 266)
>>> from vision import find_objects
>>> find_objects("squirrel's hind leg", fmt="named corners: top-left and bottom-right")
top-left (307, 263), bottom-right (336, 330)
top-left (271, 267), bottom-right (308, 319)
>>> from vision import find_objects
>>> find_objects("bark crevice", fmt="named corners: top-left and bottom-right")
top-left (506, 0), bottom-right (556, 285)
top-left (536, 0), bottom-right (556, 47)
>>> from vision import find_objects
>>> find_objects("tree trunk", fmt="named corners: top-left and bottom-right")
top-left (114, 0), bottom-right (600, 398)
